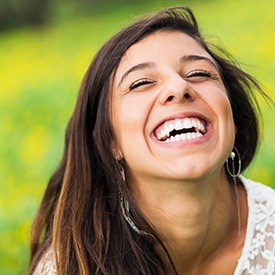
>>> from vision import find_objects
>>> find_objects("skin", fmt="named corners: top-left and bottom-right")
top-left (111, 31), bottom-right (248, 274)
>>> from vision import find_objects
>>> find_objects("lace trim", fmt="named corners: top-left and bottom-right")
top-left (235, 177), bottom-right (275, 275)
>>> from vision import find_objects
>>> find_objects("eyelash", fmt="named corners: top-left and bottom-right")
top-left (186, 70), bottom-right (217, 80)
top-left (129, 70), bottom-right (218, 91)
top-left (130, 78), bottom-right (155, 90)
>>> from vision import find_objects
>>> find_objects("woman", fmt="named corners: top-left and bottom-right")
top-left (28, 6), bottom-right (275, 275)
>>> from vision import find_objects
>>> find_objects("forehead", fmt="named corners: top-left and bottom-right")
top-left (114, 30), bottom-right (214, 83)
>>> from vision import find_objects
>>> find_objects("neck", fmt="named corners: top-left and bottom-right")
top-left (131, 169), bottom-right (242, 273)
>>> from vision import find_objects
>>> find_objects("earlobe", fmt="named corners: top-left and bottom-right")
top-left (110, 137), bottom-right (123, 160)
top-left (113, 146), bottom-right (123, 161)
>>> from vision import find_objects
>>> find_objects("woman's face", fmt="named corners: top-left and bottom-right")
top-left (111, 30), bottom-right (235, 184)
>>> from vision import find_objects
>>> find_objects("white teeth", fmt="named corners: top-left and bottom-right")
top-left (197, 132), bottom-right (203, 137)
top-left (198, 121), bottom-right (204, 132)
top-left (156, 117), bottom-right (206, 142)
top-left (157, 132), bottom-right (162, 140)
top-left (183, 119), bottom-right (192, 129)
top-left (180, 133), bottom-right (186, 140)
top-left (191, 118), bottom-right (198, 128)
top-left (164, 131), bottom-right (203, 142)
top-left (168, 122), bottom-right (174, 132)
top-left (164, 124), bottom-right (169, 134)
top-left (186, 133), bottom-right (192, 140)
top-left (174, 120), bottom-right (182, 130)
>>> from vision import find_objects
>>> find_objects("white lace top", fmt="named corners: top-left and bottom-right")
top-left (33, 177), bottom-right (275, 275)
top-left (234, 177), bottom-right (275, 275)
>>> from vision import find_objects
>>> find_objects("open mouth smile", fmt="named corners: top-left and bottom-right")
top-left (154, 117), bottom-right (206, 142)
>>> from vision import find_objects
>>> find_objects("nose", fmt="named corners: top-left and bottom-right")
top-left (158, 76), bottom-right (196, 105)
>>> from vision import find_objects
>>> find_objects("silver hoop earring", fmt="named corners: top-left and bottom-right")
top-left (226, 147), bottom-right (242, 237)
top-left (117, 162), bottom-right (154, 239)
top-left (226, 147), bottom-right (241, 178)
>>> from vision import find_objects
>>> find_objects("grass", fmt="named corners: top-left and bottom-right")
top-left (0, 0), bottom-right (274, 273)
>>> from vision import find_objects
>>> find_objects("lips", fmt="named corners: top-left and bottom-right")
top-left (154, 117), bottom-right (207, 142)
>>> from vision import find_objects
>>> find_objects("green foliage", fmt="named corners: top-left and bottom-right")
top-left (1, 0), bottom-right (274, 274)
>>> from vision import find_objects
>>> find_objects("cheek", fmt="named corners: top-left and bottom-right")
top-left (215, 93), bottom-right (235, 132)
top-left (112, 94), bottom-right (154, 151)
top-left (214, 92), bottom-right (236, 146)
top-left (199, 83), bottom-right (235, 132)
top-left (199, 82), bottom-right (232, 114)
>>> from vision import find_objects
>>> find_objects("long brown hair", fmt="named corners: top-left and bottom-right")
top-left (28, 6), bottom-right (266, 274)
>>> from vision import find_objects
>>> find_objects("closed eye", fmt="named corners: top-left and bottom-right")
top-left (185, 70), bottom-right (220, 83)
top-left (186, 70), bottom-right (211, 78)
top-left (130, 78), bottom-right (155, 91)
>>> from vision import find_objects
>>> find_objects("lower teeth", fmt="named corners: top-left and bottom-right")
top-left (165, 132), bottom-right (202, 142)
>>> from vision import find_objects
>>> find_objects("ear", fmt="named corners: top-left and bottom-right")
top-left (112, 143), bottom-right (123, 161)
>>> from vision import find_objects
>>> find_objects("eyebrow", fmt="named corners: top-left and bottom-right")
top-left (180, 55), bottom-right (218, 70)
top-left (118, 62), bottom-right (156, 87)
top-left (118, 54), bottom-right (218, 88)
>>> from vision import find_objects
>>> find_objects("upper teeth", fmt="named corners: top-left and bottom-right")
top-left (156, 117), bottom-right (206, 142)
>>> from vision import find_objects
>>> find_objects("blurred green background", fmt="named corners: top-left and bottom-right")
top-left (0, 0), bottom-right (274, 274)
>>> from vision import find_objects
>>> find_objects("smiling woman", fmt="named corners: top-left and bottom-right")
top-left (28, 6), bottom-right (275, 275)
top-left (112, 31), bottom-right (235, 183)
